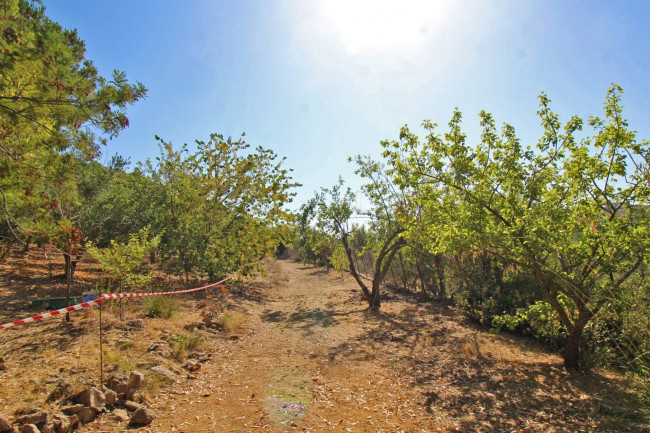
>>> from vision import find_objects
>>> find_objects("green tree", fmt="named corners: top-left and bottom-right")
top-left (0, 0), bottom-right (146, 266)
top-left (143, 133), bottom-right (297, 281)
top-left (87, 226), bottom-right (160, 290)
top-left (382, 85), bottom-right (650, 369)
top-left (307, 176), bottom-right (405, 309)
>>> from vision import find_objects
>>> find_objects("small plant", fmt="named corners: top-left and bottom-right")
top-left (172, 332), bottom-right (203, 361)
top-left (142, 296), bottom-right (178, 319)
top-left (103, 346), bottom-right (136, 372)
top-left (173, 333), bottom-right (189, 360)
top-left (87, 226), bottom-right (160, 290)
top-left (221, 311), bottom-right (247, 334)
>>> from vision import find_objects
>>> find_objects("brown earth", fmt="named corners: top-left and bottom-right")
top-left (0, 250), bottom-right (648, 432)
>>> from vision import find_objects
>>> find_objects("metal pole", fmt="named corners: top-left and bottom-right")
top-left (99, 298), bottom-right (104, 388)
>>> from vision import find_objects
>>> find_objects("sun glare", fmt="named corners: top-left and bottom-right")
top-left (318, 0), bottom-right (451, 54)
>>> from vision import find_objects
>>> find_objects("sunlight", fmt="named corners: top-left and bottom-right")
top-left (318, 0), bottom-right (452, 54)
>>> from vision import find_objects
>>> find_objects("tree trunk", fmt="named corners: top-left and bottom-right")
top-left (415, 257), bottom-right (426, 292)
top-left (398, 252), bottom-right (409, 290)
top-left (532, 268), bottom-right (596, 371)
top-left (64, 253), bottom-right (75, 281)
top-left (563, 305), bottom-right (594, 370)
top-left (341, 235), bottom-right (372, 304)
top-left (434, 254), bottom-right (446, 299)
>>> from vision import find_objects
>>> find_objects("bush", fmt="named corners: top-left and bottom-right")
top-left (449, 254), bottom-right (544, 327)
top-left (172, 332), bottom-right (203, 361)
top-left (221, 311), bottom-right (247, 334)
top-left (491, 296), bottom-right (572, 349)
top-left (141, 296), bottom-right (178, 319)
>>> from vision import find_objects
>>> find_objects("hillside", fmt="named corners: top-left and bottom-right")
top-left (0, 251), bottom-right (647, 432)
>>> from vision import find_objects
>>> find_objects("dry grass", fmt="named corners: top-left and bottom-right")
top-left (220, 310), bottom-right (248, 334)
top-left (1, 251), bottom-right (648, 432)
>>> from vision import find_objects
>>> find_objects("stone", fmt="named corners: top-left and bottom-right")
top-left (75, 388), bottom-right (105, 410)
top-left (133, 391), bottom-right (145, 403)
top-left (104, 375), bottom-right (128, 395)
top-left (46, 381), bottom-right (72, 403)
top-left (189, 352), bottom-right (210, 363)
top-left (102, 388), bottom-right (118, 406)
top-left (123, 401), bottom-right (141, 412)
top-left (126, 389), bottom-right (144, 403)
top-left (128, 408), bottom-right (155, 426)
top-left (181, 359), bottom-right (201, 372)
top-left (15, 412), bottom-right (47, 426)
top-left (147, 342), bottom-right (173, 358)
top-left (67, 415), bottom-right (78, 432)
top-left (75, 408), bottom-right (97, 425)
top-left (201, 312), bottom-right (224, 329)
top-left (0, 414), bottom-right (11, 432)
top-left (59, 405), bottom-right (82, 416)
top-left (55, 415), bottom-right (71, 433)
top-left (41, 416), bottom-right (70, 433)
top-left (19, 425), bottom-right (39, 433)
top-left (150, 365), bottom-right (176, 382)
top-left (110, 409), bottom-right (128, 422)
top-left (126, 371), bottom-right (144, 391)
top-left (127, 319), bottom-right (144, 329)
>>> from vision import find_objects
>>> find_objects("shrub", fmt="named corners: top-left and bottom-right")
top-left (221, 311), bottom-right (247, 334)
top-left (142, 296), bottom-right (178, 319)
top-left (172, 332), bottom-right (203, 361)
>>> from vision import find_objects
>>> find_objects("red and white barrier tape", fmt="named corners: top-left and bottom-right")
top-left (0, 298), bottom-right (106, 330)
top-left (0, 261), bottom-right (260, 331)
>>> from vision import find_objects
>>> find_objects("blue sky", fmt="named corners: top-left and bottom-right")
top-left (46, 1), bottom-right (650, 210)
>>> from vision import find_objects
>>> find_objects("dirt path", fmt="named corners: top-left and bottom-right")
top-left (151, 260), bottom-right (434, 432)
top-left (144, 260), bottom-right (636, 433)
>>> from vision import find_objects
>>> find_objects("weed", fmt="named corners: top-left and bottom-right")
top-left (145, 371), bottom-right (169, 390)
top-left (142, 296), bottom-right (179, 319)
top-left (221, 311), bottom-right (247, 334)
top-left (103, 345), bottom-right (136, 371)
top-left (172, 332), bottom-right (203, 361)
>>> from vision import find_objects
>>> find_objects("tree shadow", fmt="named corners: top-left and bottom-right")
top-left (261, 307), bottom-right (338, 332)
top-left (324, 290), bottom-right (648, 432)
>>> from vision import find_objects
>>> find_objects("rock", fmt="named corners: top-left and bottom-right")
top-left (46, 381), bottom-right (72, 403)
top-left (59, 405), bottom-right (83, 416)
top-left (74, 388), bottom-right (105, 410)
top-left (104, 375), bottom-right (128, 395)
top-left (201, 312), bottom-right (224, 329)
top-left (127, 319), bottom-right (143, 329)
top-left (126, 371), bottom-right (144, 391)
top-left (109, 409), bottom-right (128, 423)
top-left (0, 414), bottom-right (12, 432)
top-left (75, 408), bottom-right (97, 425)
top-left (189, 352), bottom-right (210, 363)
top-left (181, 359), bottom-right (201, 372)
top-left (150, 365), bottom-right (176, 382)
top-left (19, 425), bottom-right (39, 433)
top-left (128, 408), bottom-right (155, 426)
top-left (147, 342), bottom-right (173, 359)
top-left (42, 416), bottom-right (71, 433)
top-left (102, 388), bottom-right (118, 406)
top-left (126, 390), bottom-right (143, 403)
top-left (15, 412), bottom-right (47, 426)
top-left (183, 322), bottom-right (199, 331)
top-left (67, 415), bottom-right (78, 432)
top-left (123, 401), bottom-right (141, 412)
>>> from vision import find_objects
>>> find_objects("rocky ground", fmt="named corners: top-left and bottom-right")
top-left (0, 250), bottom-right (648, 432)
